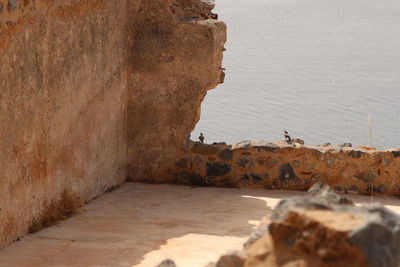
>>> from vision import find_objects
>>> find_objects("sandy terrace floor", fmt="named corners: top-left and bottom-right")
top-left (0, 183), bottom-right (400, 267)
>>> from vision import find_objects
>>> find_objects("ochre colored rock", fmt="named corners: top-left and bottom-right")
top-left (173, 142), bottom-right (400, 196)
top-left (246, 209), bottom-right (368, 267)
top-left (0, 0), bottom-right (226, 248)
top-left (218, 149), bottom-right (233, 160)
top-left (215, 251), bottom-right (246, 267)
top-left (127, 0), bottom-right (226, 183)
top-left (212, 183), bottom-right (400, 267)
top-left (192, 143), bottom-right (221, 155)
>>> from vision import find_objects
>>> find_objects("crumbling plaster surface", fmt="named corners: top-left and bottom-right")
top-left (0, 0), bottom-right (226, 248)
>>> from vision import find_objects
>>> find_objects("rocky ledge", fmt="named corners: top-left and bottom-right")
top-left (201, 182), bottom-right (400, 267)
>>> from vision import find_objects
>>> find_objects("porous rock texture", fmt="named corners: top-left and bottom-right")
top-left (127, 0), bottom-right (226, 182)
top-left (211, 182), bottom-right (400, 267)
top-left (0, 0), bottom-right (226, 248)
top-left (173, 140), bottom-right (400, 196)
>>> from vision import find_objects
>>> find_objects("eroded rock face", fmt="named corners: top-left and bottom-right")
top-left (0, 0), bottom-right (225, 248)
top-left (127, 0), bottom-right (226, 182)
top-left (213, 183), bottom-right (400, 267)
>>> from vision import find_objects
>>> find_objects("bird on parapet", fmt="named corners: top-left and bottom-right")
top-left (284, 130), bottom-right (292, 144)
top-left (199, 133), bottom-right (205, 143)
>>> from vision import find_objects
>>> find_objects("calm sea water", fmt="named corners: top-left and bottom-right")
top-left (192, 0), bottom-right (400, 149)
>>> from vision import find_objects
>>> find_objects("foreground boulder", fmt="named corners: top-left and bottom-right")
top-left (213, 182), bottom-right (400, 267)
top-left (157, 259), bottom-right (177, 267)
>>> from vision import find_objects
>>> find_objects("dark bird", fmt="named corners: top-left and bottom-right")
top-left (284, 130), bottom-right (292, 144)
top-left (199, 133), bottom-right (205, 143)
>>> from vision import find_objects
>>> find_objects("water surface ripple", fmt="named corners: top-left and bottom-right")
top-left (192, 0), bottom-right (400, 149)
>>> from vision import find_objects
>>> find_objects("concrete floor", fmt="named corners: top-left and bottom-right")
top-left (0, 183), bottom-right (400, 267)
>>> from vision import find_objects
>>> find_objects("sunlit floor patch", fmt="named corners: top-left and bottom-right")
top-left (135, 233), bottom-right (246, 267)
top-left (0, 183), bottom-right (398, 267)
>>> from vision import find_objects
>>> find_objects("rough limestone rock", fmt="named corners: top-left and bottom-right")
top-left (244, 182), bottom-right (353, 249)
top-left (0, 0), bottom-right (225, 248)
top-left (127, 0), bottom-right (226, 183)
top-left (272, 181), bottom-right (354, 221)
top-left (213, 183), bottom-right (400, 267)
top-left (214, 251), bottom-right (246, 267)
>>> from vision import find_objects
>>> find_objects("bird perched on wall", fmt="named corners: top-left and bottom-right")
top-left (284, 130), bottom-right (292, 144)
top-left (199, 133), bottom-right (205, 143)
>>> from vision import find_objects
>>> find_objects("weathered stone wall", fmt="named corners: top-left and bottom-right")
top-left (126, 0), bottom-right (226, 182)
top-left (0, 0), bottom-right (226, 248)
top-left (172, 141), bottom-right (400, 196)
top-left (0, 0), bottom-right (129, 248)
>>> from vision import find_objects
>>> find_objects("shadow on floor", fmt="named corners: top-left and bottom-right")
top-left (0, 183), bottom-right (399, 267)
top-left (0, 183), bottom-right (285, 267)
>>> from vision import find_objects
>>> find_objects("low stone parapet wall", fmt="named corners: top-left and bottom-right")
top-left (172, 141), bottom-right (400, 196)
